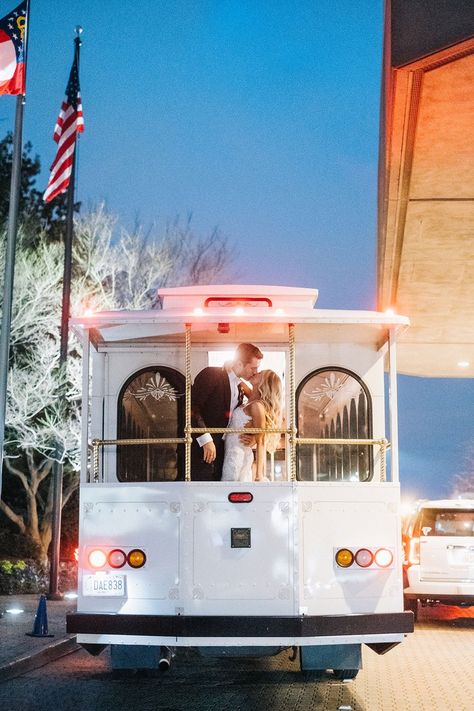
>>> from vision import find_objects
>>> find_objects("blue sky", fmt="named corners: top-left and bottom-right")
top-left (1, 0), bottom-right (472, 499)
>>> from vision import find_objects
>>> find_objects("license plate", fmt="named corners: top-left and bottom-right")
top-left (83, 573), bottom-right (125, 596)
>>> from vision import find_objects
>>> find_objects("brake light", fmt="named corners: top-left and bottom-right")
top-left (228, 492), bottom-right (254, 503)
top-left (374, 548), bottom-right (394, 568)
top-left (408, 537), bottom-right (420, 565)
top-left (88, 549), bottom-right (107, 568)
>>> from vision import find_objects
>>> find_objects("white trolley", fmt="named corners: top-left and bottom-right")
top-left (67, 285), bottom-right (413, 677)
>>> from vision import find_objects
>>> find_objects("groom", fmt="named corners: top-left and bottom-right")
top-left (191, 342), bottom-right (263, 481)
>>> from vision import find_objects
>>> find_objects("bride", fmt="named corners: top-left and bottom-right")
top-left (222, 369), bottom-right (282, 482)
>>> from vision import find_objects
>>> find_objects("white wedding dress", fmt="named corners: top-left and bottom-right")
top-left (221, 406), bottom-right (253, 482)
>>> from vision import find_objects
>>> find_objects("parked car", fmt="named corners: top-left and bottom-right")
top-left (403, 498), bottom-right (474, 620)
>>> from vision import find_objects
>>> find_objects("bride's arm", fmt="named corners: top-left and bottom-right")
top-left (246, 401), bottom-right (266, 481)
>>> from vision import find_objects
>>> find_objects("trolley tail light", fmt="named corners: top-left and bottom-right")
top-left (354, 548), bottom-right (374, 568)
top-left (127, 549), bottom-right (147, 568)
top-left (374, 548), bottom-right (394, 568)
top-left (335, 548), bottom-right (354, 568)
top-left (228, 492), bottom-right (254, 503)
top-left (86, 547), bottom-right (146, 569)
top-left (88, 549), bottom-right (107, 568)
top-left (335, 546), bottom-right (395, 569)
top-left (108, 549), bottom-right (127, 569)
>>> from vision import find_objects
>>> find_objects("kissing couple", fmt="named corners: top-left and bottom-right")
top-left (191, 343), bottom-right (282, 482)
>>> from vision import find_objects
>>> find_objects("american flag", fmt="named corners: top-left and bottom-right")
top-left (43, 42), bottom-right (84, 203)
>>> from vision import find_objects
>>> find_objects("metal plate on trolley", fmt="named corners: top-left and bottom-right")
top-left (83, 573), bottom-right (125, 597)
top-left (231, 528), bottom-right (251, 548)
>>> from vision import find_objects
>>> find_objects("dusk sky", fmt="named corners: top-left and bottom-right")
top-left (1, 0), bottom-right (472, 501)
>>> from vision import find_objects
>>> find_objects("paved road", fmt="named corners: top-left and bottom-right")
top-left (0, 605), bottom-right (472, 711)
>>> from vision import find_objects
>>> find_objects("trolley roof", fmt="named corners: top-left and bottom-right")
top-left (71, 285), bottom-right (409, 349)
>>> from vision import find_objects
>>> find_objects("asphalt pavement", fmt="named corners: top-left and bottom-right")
top-left (0, 594), bottom-right (78, 682)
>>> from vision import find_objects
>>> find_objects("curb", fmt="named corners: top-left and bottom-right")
top-left (0, 636), bottom-right (79, 683)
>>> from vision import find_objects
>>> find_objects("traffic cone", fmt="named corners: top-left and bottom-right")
top-left (26, 594), bottom-right (54, 638)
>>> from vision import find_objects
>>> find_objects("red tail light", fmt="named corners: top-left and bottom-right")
top-left (108, 549), bottom-right (127, 569)
top-left (355, 548), bottom-right (374, 568)
top-left (228, 492), bottom-right (253, 503)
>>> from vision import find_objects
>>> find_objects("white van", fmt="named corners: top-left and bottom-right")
top-left (404, 499), bottom-right (474, 619)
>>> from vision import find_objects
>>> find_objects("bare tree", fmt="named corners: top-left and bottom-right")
top-left (0, 205), bottom-right (235, 563)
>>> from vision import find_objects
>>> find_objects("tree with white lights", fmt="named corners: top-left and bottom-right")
top-left (0, 205), bottom-right (234, 563)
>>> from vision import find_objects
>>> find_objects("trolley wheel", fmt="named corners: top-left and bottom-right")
top-left (404, 596), bottom-right (418, 622)
top-left (333, 668), bottom-right (359, 680)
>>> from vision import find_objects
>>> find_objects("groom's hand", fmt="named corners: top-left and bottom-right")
top-left (240, 433), bottom-right (256, 447)
top-left (202, 441), bottom-right (216, 464)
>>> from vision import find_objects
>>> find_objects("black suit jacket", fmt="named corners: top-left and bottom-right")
top-left (191, 367), bottom-right (243, 480)
top-left (192, 367), bottom-right (232, 431)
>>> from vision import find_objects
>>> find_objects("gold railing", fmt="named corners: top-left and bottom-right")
top-left (90, 434), bottom-right (388, 483)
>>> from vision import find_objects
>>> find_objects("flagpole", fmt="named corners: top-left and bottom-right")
top-left (0, 96), bottom-right (24, 500)
top-left (49, 26), bottom-right (82, 599)
top-left (0, 0), bottom-right (31, 500)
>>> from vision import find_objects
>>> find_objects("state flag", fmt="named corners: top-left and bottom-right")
top-left (0, 2), bottom-right (27, 95)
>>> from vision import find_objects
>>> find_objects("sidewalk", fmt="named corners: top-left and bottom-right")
top-left (0, 594), bottom-right (78, 682)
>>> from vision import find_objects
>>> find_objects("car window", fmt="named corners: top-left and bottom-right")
top-left (419, 508), bottom-right (474, 537)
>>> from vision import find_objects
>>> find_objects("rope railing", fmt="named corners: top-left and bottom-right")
top-left (90, 434), bottom-right (388, 482)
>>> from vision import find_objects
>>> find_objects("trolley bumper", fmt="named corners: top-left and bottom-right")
top-left (67, 611), bottom-right (414, 638)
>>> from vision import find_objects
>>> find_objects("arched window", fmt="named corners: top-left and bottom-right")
top-left (296, 367), bottom-right (373, 481)
top-left (117, 367), bottom-right (185, 482)
top-left (342, 406), bottom-right (350, 477)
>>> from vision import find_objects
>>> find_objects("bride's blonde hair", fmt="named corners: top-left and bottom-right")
top-left (254, 369), bottom-right (282, 453)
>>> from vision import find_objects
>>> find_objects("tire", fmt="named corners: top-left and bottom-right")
top-left (333, 668), bottom-right (359, 680)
